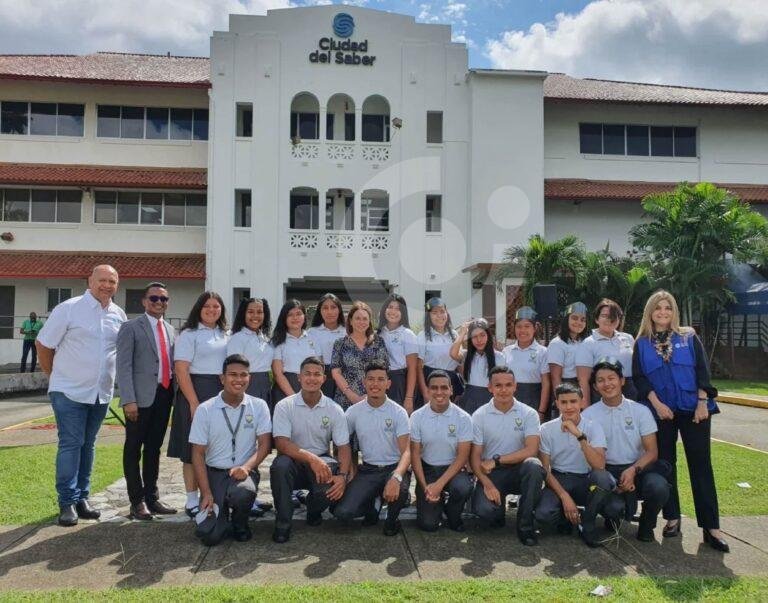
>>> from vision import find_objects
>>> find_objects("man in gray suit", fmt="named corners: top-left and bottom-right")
top-left (117, 282), bottom-right (177, 520)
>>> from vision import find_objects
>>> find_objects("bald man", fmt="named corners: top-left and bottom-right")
top-left (37, 265), bottom-right (127, 526)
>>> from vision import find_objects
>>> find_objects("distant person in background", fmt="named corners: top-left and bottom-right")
top-left (36, 265), bottom-right (126, 527)
top-left (19, 311), bottom-right (44, 373)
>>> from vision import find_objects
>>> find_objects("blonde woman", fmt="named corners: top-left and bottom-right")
top-left (632, 290), bottom-right (728, 552)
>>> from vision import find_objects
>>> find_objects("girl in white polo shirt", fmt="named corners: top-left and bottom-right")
top-left (270, 300), bottom-right (317, 407)
top-left (377, 293), bottom-right (419, 414)
top-left (307, 293), bottom-right (346, 400)
top-left (227, 297), bottom-right (274, 403)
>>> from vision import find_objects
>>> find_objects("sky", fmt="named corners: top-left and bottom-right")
top-left (0, 0), bottom-right (766, 91)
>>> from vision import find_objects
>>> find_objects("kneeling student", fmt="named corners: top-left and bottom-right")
top-left (470, 365), bottom-right (546, 546)
top-left (583, 358), bottom-right (670, 543)
top-left (270, 357), bottom-right (352, 543)
top-left (536, 383), bottom-right (615, 547)
top-left (333, 360), bottom-right (411, 536)
top-left (410, 370), bottom-right (473, 532)
top-left (189, 354), bottom-right (272, 545)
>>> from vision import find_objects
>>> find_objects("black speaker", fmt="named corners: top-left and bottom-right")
top-left (532, 284), bottom-right (558, 319)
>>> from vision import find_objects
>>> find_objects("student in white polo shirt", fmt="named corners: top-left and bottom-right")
top-left (271, 300), bottom-right (317, 406)
top-left (536, 382), bottom-right (616, 548)
top-left (470, 365), bottom-right (546, 546)
top-left (583, 358), bottom-right (670, 543)
top-left (307, 293), bottom-right (346, 399)
top-left (333, 360), bottom-right (411, 536)
top-left (36, 264), bottom-right (126, 527)
top-left (270, 356), bottom-right (352, 544)
top-left (377, 293), bottom-right (419, 414)
top-left (410, 370), bottom-right (473, 532)
top-left (189, 354), bottom-right (272, 545)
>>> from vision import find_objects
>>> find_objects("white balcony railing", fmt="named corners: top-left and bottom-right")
top-left (289, 230), bottom-right (390, 252)
top-left (326, 142), bottom-right (355, 161)
top-left (289, 140), bottom-right (390, 163)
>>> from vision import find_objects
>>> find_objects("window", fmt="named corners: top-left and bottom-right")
top-left (580, 122), bottom-right (696, 158)
top-left (236, 103), bottom-right (253, 137)
top-left (1, 189), bottom-right (81, 223)
top-left (124, 289), bottom-right (145, 314)
top-left (30, 103), bottom-right (57, 135)
top-left (1, 102), bottom-right (29, 135)
top-left (325, 190), bottom-right (354, 231)
top-left (97, 105), bottom-right (208, 140)
top-left (94, 190), bottom-right (205, 226)
top-left (426, 111), bottom-right (443, 144)
top-left (361, 192), bottom-right (389, 231)
top-left (362, 114), bottom-right (390, 142)
top-left (290, 192), bottom-right (319, 229)
top-left (25, 102), bottom-right (85, 136)
top-left (425, 290), bottom-right (441, 304)
top-left (47, 288), bottom-right (72, 312)
top-left (290, 112), bottom-right (319, 140)
top-left (57, 104), bottom-right (85, 136)
top-left (426, 195), bottom-right (441, 232)
top-left (344, 113), bottom-right (355, 141)
top-left (235, 190), bottom-right (251, 227)
top-left (233, 288), bottom-right (250, 314)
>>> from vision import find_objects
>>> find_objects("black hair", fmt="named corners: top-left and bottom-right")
top-left (488, 364), bottom-right (515, 380)
top-left (310, 293), bottom-right (346, 328)
top-left (377, 293), bottom-right (410, 333)
top-left (222, 353), bottom-right (250, 372)
top-left (143, 282), bottom-right (167, 296)
top-left (589, 358), bottom-right (625, 387)
top-left (423, 297), bottom-right (456, 342)
top-left (426, 369), bottom-right (452, 385)
top-left (300, 356), bottom-right (325, 372)
top-left (232, 297), bottom-right (272, 336)
top-left (463, 319), bottom-right (499, 382)
top-left (364, 359), bottom-right (389, 375)
top-left (555, 382), bottom-right (582, 398)
top-left (557, 309), bottom-right (589, 343)
top-left (182, 291), bottom-right (227, 332)
top-left (270, 299), bottom-right (307, 347)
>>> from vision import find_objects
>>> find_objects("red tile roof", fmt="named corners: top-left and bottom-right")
top-left (543, 73), bottom-right (768, 107)
top-left (0, 163), bottom-right (207, 190)
top-left (545, 179), bottom-right (768, 204)
top-left (0, 52), bottom-right (210, 88)
top-left (0, 252), bottom-right (205, 279)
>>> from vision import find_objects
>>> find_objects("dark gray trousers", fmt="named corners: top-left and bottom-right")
top-left (200, 467), bottom-right (258, 546)
top-left (333, 463), bottom-right (411, 525)
top-left (605, 461), bottom-right (671, 530)
top-left (270, 454), bottom-right (338, 530)
top-left (536, 469), bottom-right (615, 532)
top-left (471, 457), bottom-right (546, 534)
top-left (416, 463), bottom-right (473, 531)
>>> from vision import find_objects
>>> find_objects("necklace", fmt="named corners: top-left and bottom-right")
top-left (652, 330), bottom-right (673, 362)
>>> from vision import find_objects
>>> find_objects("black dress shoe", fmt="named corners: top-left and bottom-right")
top-left (129, 502), bottom-right (154, 521)
top-left (579, 525), bottom-right (601, 548)
top-left (663, 520), bottom-right (681, 538)
top-left (518, 530), bottom-right (538, 546)
top-left (272, 527), bottom-right (291, 543)
top-left (703, 529), bottom-right (730, 553)
top-left (75, 499), bottom-right (101, 520)
top-left (58, 504), bottom-right (78, 527)
top-left (306, 512), bottom-right (323, 527)
top-left (636, 525), bottom-right (655, 542)
top-left (604, 517), bottom-right (621, 533)
top-left (146, 500), bottom-right (177, 515)
top-left (362, 510), bottom-right (379, 526)
top-left (446, 519), bottom-right (465, 533)
top-left (383, 519), bottom-right (401, 536)
top-left (233, 525), bottom-right (253, 542)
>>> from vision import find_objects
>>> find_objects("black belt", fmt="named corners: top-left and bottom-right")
top-left (552, 469), bottom-right (590, 478)
top-left (362, 462), bottom-right (399, 470)
top-left (421, 461), bottom-right (449, 470)
top-left (206, 465), bottom-right (230, 472)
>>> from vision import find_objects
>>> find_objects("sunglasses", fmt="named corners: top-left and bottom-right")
top-left (147, 295), bottom-right (169, 303)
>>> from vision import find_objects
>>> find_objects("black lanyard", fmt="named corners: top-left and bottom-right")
top-left (221, 405), bottom-right (245, 466)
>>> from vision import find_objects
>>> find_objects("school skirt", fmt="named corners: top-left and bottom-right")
top-left (271, 371), bottom-right (300, 410)
top-left (415, 365), bottom-right (465, 409)
top-left (457, 384), bottom-right (492, 415)
top-left (515, 382), bottom-right (542, 412)
top-left (168, 373), bottom-right (222, 463)
top-left (322, 364), bottom-right (337, 399)
top-left (387, 368), bottom-right (407, 406)
top-left (246, 371), bottom-right (271, 404)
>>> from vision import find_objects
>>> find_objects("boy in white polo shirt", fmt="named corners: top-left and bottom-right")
top-left (189, 354), bottom-right (272, 545)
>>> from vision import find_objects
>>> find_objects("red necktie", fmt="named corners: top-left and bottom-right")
top-left (157, 320), bottom-right (171, 388)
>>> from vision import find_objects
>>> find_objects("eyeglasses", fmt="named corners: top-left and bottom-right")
top-left (147, 295), bottom-right (170, 303)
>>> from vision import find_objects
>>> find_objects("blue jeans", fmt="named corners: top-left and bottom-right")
top-left (50, 392), bottom-right (109, 507)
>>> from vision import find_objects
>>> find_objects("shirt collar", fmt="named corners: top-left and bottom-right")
top-left (317, 324), bottom-right (344, 333)
top-left (287, 331), bottom-right (308, 340)
top-left (510, 341), bottom-right (538, 351)
top-left (425, 402), bottom-right (454, 417)
top-left (592, 328), bottom-right (620, 341)
top-left (83, 289), bottom-right (103, 309)
top-left (488, 398), bottom-right (521, 414)
top-left (382, 325), bottom-right (404, 334)
top-left (145, 313), bottom-right (161, 328)
top-left (213, 394), bottom-right (246, 409)
top-left (296, 392), bottom-right (327, 408)
top-left (363, 397), bottom-right (391, 411)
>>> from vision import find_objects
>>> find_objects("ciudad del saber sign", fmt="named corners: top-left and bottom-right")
top-left (309, 13), bottom-right (376, 66)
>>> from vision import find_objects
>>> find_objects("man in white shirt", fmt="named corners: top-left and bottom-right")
top-left (189, 354), bottom-right (272, 545)
top-left (36, 265), bottom-right (126, 527)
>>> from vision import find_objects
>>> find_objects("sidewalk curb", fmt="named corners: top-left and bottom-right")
top-left (717, 394), bottom-right (768, 410)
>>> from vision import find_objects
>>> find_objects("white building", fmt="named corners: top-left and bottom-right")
top-left (1, 5), bottom-right (767, 363)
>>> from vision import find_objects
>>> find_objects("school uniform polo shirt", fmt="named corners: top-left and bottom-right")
top-left (307, 325), bottom-right (346, 365)
top-left (539, 416), bottom-right (606, 474)
top-left (189, 393), bottom-right (271, 469)
top-left (417, 330), bottom-right (459, 370)
top-left (226, 329), bottom-right (273, 372)
top-left (502, 340), bottom-right (549, 384)
top-left (37, 290), bottom-right (126, 405)
top-left (576, 329), bottom-right (635, 377)
top-left (582, 398), bottom-right (657, 465)
top-left (174, 326), bottom-right (229, 375)
top-left (546, 336), bottom-right (584, 379)
top-left (272, 392), bottom-right (349, 456)
top-left (410, 402), bottom-right (472, 466)
top-left (462, 350), bottom-right (506, 387)
top-left (273, 331), bottom-right (317, 373)
top-left (472, 399), bottom-right (540, 460)
top-left (379, 325), bottom-right (419, 370)
top-left (345, 398), bottom-right (410, 466)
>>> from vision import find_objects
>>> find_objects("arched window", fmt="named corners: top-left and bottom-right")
top-left (326, 94), bottom-right (355, 141)
top-left (290, 93), bottom-right (320, 140)
top-left (289, 186), bottom-right (319, 229)
top-left (361, 95), bottom-right (390, 142)
top-left (324, 188), bottom-right (354, 230)
top-left (360, 189), bottom-right (389, 231)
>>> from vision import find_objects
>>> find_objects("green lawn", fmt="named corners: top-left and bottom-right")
top-left (3, 578), bottom-right (768, 602)
top-left (713, 380), bottom-right (768, 397)
top-left (0, 444), bottom-right (124, 525)
top-left (30, 398), bottom-right (125, 427)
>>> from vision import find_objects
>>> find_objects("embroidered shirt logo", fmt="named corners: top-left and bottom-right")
top-left (321, 415), bottom-right (330, 429)
top-left (514, 417), bottom-right (524, 431)
top-left (624, 416), bottom-right (634, 430)
top-left (448, 424), bottom-right (456, 437)
top-left (244, 414), bottom-right (254, 429)
top-left (384, 417), bottom-right (393, 430)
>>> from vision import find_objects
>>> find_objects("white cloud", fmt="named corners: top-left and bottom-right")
top-left (485, 0), bottom-right (768, 90)
top-left (443, 2), bottom-right (466, 20)
top-left (0, 0), bottom-right (290, 56)
top-left (452, 31), bottom-right (476, 50)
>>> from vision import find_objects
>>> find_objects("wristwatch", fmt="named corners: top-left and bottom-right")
top-left (390, 472), bottom-right (403, 483)
top-left (493, 454), bottom-right (501, 469)
top-left (576, 433), bottom-right (587, 442)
